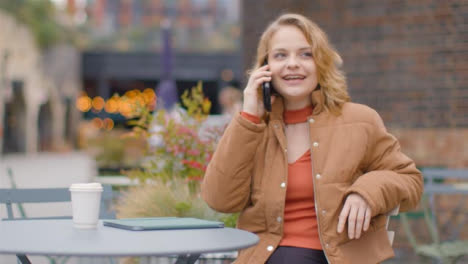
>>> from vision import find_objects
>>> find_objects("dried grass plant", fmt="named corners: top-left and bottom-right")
top-left (114, 178), bottom-right (222, 221)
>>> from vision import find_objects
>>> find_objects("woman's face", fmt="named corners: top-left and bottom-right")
top-left (267, 25), bottom-right (318, 109)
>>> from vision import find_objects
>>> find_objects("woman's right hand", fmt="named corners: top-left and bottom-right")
top-left (242, 64), bottom-right (274, 117)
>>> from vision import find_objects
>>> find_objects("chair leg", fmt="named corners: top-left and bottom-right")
top-left (16, 255), bottom-right (32, 264)
top-left (450, 256), bottom-right (464, 264)
top-left (47, 256), bottom-right (57, 264)
top-left (58, 256), bottom-right (70, 264)
top-left (435, 257), bottom-right (459, 264)
top-left (175, 254), bottom-right (201, 264)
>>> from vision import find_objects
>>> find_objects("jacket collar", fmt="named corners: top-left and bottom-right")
top-left (270, 88), bottom-right (325, 121)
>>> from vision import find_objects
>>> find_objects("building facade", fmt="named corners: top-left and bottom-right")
top-left (0, 10), bottom-right (81, 155)
top-left (83, 0), bottom-right (240, 52)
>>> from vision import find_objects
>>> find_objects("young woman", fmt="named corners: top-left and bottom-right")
top-left (202, 13), bottom-right (423, 264)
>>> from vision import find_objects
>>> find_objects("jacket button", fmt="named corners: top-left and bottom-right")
top-left (322, 210), bottom-right (326, 215)
top-left (325, 243), bottom-right (330, 248)
top-left (280, 182), bottom-right (286, 188)
top-left (284, 148), bottom-right (287, 153)
top-left (313, 142), bottom-right (319, 147)
top-left (309, 118), bottom-right (315, 123)
top-left (267, 245), bottom-right (274, 251)
top-left (276, 217), bottom-right (282, 223)
top-left (316, 174), bottom-right (321, 179)
top-left (274, 124), bottom-right (279, 129)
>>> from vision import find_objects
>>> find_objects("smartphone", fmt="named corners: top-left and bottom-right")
top-left (262, 60), bottom-right (277, 112)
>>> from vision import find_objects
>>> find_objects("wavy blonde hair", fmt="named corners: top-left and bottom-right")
top-left (250, 13), bottom-right (350, 115)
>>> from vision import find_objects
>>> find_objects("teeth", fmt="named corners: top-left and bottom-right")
top-left (285, 76), bottom-right (304, 80)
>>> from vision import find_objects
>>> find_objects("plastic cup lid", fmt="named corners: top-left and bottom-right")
top-left (69, 182), bottom-right (103, 191)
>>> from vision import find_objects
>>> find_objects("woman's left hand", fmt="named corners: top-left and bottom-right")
top-left (337, 193), bottom-right (371, 239)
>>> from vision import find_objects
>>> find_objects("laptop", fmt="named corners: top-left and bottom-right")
top-left (103, 217), bottom-right (224, 231)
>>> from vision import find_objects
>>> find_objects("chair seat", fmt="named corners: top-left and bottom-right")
top-left (416, 240), bottom-right (468, 258)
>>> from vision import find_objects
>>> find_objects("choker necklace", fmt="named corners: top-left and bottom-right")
top-left (284, 105), bottom-right (313, 124)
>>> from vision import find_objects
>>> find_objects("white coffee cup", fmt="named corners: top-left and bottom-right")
top-left (69, 183), bottom-right (103, 229)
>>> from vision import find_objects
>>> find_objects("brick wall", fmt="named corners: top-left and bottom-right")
top-left (242, 0), bottom-right (467, 128)
top-left (391, 128), bottom-right (468, 167)
top-left (242, 0), bottom-right (467, 167)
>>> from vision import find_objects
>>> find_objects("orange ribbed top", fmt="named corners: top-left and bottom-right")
top-left (279, 149), bottom-right (321, 249)
top-left (279, 105), bottom-right (321, 249)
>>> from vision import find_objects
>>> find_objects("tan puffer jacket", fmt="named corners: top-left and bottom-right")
top-left (202, 90), bottom-right (423, 264)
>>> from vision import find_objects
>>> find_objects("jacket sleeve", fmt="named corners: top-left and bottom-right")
top-left (201, 113), bottom-right (266, 213)
top-left (345, 109), bottom-right (424, 216)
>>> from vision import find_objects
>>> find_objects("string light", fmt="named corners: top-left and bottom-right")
top-left (103, 118), bottom-right (114, 130)
top-left (78, 89), bottom-right (157, 118)
top-left (105, 97), bottom-right (119, 113)
top-left (76, 95), bottom-right (92, 112)
top-left (91, 117), bottom-right (103, 129)
top-left (92, 96), bottom-right (105, 111)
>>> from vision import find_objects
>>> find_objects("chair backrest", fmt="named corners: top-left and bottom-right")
top-left (0, 185), bottom-right (116, 220)
top-left (423, 168), bottom-right (468, 189)
top-left (422, 168), bottom-right (468, 180)
top-left (399, 195), bottom-right (440, 249)
top-left (386, 205), bottom-right (400, 245)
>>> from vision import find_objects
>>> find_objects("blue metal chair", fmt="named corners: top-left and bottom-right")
top-left (400, 168), bottom-right (468, 264)
top-left (0, 185), bottom-right (116, 264)
top-left (400, 196), bottom-right (468, 264)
